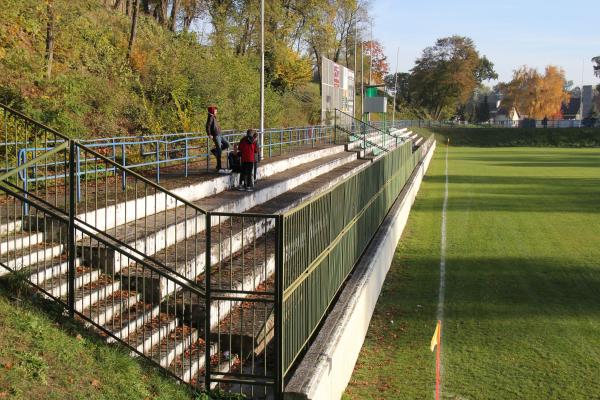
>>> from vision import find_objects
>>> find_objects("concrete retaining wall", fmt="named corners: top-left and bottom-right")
top-left (284, 141), bottom-right (436, 400)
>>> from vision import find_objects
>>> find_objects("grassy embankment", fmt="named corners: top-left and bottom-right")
top-left (0, 284), bottom-right (198, 400)
top-left (0, 0), bottom-right (319, 137)
top-left (344, 146), bottom-right (600, 399)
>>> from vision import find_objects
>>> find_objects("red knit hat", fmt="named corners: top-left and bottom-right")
top-left (207, 106), bottom-right (217, 114)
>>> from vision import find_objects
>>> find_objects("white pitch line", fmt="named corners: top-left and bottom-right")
top-left (436, 142), bottom-right (449, 394)
top-left (437, 143), bottom-right (449, 321)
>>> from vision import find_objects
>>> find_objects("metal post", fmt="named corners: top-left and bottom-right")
top-left (184, 138), bottom-right (189, 177)
top-left (392, 47), bottom-right (399, 128)
top-left (369, 23), bottom-right (373, 86)
top-left (204, 212), bottom-right (212, 390)
top-left (353, 14), bottom-right (358, 119)
top-left (156, 142), bottom-right (160, 183)
top-left (76, 146), bottom-right (81, 202)
top-left (121, 144), bottom-right (126, 190)
top-left (68, 140), bottom-right (76, 318)
top-left (360, 40), bottom-right (364, 121)
top-left (21, 152), bottom-right (29, 215)
top-left (334, 110), bottom-right (337, 144)
top-left (363, 128), bottom-right (366, 157)
top-left (259, 0), bottom-right (265, 159)
top-left (274, 214), bottom-right (284, 399)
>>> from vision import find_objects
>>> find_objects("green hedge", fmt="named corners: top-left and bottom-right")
top-left (411, 128), bottom-right (600, 147)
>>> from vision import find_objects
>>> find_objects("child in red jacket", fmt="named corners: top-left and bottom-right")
top-left (238, 129), bottom-right (258, 191)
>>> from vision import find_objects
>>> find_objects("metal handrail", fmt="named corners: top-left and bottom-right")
top-left (335, 109), bottom-right (396, 153)
top-left (76, 141), bottom-right (207, 214)
top-left (0, 184), bottom-right (206, 296)
top-left (2, 142), bottom-right (68, 183)
top-left (0, 184), bottom-right (208, 389)
top-left (16, 124), bottom-right (335, 196)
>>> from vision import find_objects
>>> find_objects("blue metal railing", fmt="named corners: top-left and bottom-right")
top-left (17, 125), bottom-right (335, 203)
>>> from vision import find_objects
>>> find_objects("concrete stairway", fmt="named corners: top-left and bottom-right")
top-left (0, 143), bottom-right (378, 392)
top-left (1, 128), bottom-right (431, 395)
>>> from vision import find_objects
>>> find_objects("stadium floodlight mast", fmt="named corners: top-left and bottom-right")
top-left (259, 0), bottom-right (265, 158)
top-left (392, 47), bottom-right (399, 127)
top-left (354, 13), bottom-right (358, 119)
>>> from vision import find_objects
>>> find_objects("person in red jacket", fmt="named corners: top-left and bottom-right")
top-left (238, 129), bottom-right (258, 191)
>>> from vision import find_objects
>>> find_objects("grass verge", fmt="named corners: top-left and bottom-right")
top-left (345, 147), bottom-right (600, 399)
top-left (0, 284), bottom-right (197, 400)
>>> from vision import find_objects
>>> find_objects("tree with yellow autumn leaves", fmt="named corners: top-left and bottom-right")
top-left (499, 66), bottom-right (570, 120)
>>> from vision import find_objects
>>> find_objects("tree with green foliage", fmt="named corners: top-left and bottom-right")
top-left (409, 36), bottom-right (497, 120)
top-left (0, 0), bottom-right (322, 136)
top-left (384, 72), bottom-right (411, 105)
top-left (45, 0), bottom-right (55, 79)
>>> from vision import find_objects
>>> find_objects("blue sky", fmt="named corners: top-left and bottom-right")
top-left (372, 0), bottom-right (599, 87)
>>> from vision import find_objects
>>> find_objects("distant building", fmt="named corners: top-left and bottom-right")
top-left (562, 85), bottom-right (594, 120)
top-left (561, 97), bottom-right (582, 120)
top-left (485, 92), bottom-right (501, 121)
top-left (582, 85), bottom-right (593, 118)
top-left (494, 107), bottom-right (520, 126)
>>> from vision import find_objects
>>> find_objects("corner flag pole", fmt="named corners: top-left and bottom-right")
top-left (431, 320), bottom-right (442, 400)
top-left (436, 321), bottom-right (441, 400)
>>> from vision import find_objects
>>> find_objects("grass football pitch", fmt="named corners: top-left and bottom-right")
top-left (344, 147), bottom-right (600, 399)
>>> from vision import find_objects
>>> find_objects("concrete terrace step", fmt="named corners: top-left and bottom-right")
top-left (74, 145), bottom-right (346, 235)
top-left (102, 301), bottom-right (161, 342)
top-left (390, 128), bottom-right (409, 136)
top-left (170, 340), bottom-right (213, 383)
top-left (40, 267), bottom-right (101, 299)
top-left (172, 341), bottom-right (232, 386)
top-left (0, 243), bottom-right (65, 277)
top-left (81, 291), bottom-right (143, 327)
top-left (148, 325), bottom-right (200, 368)
top-left (193, 158), bottom-right (372, 329)
top-left (347, 130), bottom-right (400, 158)
top-left (197, 157), bottom-right (374, 330)
top-left (128, 157), bottom-right (371, 300)
top-left (0, 219), bottom-right (22, 236)
top-left (73, 279), bottom-right (122, 312)
top-left (0, 231), bottom-right (44, 254)
top-left (125, 313), bottom-right (178, 355)
top-left (346, 130), bottom-right (387, 151)
top-left (28, 258), bottom-right (83, 286)
top-left (84, 151), bottom-right (358, 272)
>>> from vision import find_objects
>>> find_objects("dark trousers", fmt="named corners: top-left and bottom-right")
top-left (241, 162), bottom-right (254, 187)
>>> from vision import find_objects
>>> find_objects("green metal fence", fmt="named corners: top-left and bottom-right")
top-left (280, 136), bottom-right (434, 374)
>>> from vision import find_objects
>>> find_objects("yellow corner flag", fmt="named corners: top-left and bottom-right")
top-left (430, 321), bottom-right (440, 352)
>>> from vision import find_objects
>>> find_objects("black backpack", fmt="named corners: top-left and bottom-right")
top-left (228, 152), bottom-right (241, 172)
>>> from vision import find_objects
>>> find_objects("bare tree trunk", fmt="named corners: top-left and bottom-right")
top-left (312, 46), bottom-right (322, 84)
top-left (127, 0), bottom-right (140, 59)
top-left (45, 1), bottom-right (55, 79)
top-left (183, 15), bottom-right (192, 32)
top-left (170, 0), bottom-right (179, 31)
top-left (113, 0), bottom-right (122, 11)
top-left (125, 0), bottom-right (131, 16)
top-left (160, 0), bottom-right (168, 27)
